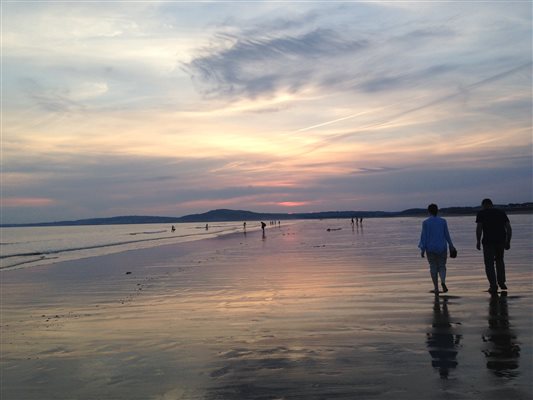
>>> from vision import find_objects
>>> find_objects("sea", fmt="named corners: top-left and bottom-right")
top-left (0, 221), bottom-right (267, 270)
top-left (1, 215), bottom-right (530, 272)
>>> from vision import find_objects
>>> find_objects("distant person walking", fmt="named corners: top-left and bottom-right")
top-left (261, 221), bottom-right (266, 233)
top-left (476, 198), bottom-right (512, 293)
top-left (419, 204), bottom-right (456, 295)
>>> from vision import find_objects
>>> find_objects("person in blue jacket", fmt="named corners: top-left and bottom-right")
top-left (419, 204), bottom-right (456, 295)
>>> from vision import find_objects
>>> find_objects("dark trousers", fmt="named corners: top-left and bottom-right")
top-left (483, 242), bottom-right (506, 288)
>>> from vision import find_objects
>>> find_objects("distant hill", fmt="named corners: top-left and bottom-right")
top-left (2, 203), bottom-right (531, 227)
top-left (177, 209), bottom-right (283, 222)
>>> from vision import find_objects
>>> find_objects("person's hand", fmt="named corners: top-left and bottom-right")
top-left (420, 250), bottom-right (425, 258)
top-left (476, 241), bottom-right (481, 251)
top-left (449, 246), bottom-right (457, 258)
top-left (505, 241), bottom-right (511, 250)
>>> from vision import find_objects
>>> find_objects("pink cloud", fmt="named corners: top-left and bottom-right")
top-left (2, 197), bottom-right (58, 207)
top-left (276, 201), bottom-right (310, 207)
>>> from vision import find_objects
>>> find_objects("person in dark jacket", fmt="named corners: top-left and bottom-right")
top-left (476, 198), bottom-right (512, 293)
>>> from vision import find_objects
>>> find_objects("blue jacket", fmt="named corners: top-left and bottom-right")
top-left (418, 216), bottom-right (454, 254)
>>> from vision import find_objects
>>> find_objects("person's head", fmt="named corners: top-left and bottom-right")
top-left (428, 203), bottom-right (438, 216)
top-left (481, 198), bottom-right (493, 209)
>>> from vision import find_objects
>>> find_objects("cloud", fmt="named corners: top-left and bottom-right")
top-left (396, 26), bottom-right (456, 41)
top-left (353, 167), bottom-right (401, 174)
top-left (2, 151), bottom-right (306, 220)
top-left (357, 64), bottom-right (457, 93)
top-left (183, 3), bottom-right (531, 108)
top-left (183, 28), bottom-right (368, 99)
top-left (182, 6), bottom-right (460, 101)
top-left (293, 61), bottom-right (532, 156)
top-left (2, 197), bottom-right (58, 208)
top-left (19, 78), bottom-right (85, 113)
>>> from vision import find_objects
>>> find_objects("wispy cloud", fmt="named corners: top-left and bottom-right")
top-left (183, 28), bottom-right (368, 99)
top-left (294, 62), bottom-right (532, 155)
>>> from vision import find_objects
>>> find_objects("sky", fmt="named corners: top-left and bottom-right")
top-left (2, 1), bottom-right (532, 223)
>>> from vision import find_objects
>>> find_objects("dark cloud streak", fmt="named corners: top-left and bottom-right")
top-left (183, 28), bottom-right (368, 99)
top-left (357, 64), bottom-right (457, 92)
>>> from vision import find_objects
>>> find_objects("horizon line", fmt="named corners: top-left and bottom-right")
top-left (2, 202), bottom-right (532, 226)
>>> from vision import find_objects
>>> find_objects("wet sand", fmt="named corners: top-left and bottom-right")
top-left (1, 217), bottom-right (532, 399)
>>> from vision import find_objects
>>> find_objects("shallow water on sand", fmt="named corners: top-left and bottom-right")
top-left (1, 216), bottom-right (531, 399)
top-left (0, 221), bottom-right (259, 270)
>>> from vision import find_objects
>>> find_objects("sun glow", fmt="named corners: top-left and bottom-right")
top-left (276, 201), bottom-right (310, 207)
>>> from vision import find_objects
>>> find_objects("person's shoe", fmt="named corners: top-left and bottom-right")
top-left (488, 287), bottom-right (498, 294)
top-left (499, 283), bottom-right (507, 290)
top-left (441, 283), bottom-right (448, 293)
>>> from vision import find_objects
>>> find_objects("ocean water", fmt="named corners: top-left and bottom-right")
top-left (0, 221), bottom-right (267, 270)
top-left (1, 214), bottom-right (529, 273)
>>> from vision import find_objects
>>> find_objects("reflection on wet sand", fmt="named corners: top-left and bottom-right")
top-left (482, 292), bottom-right (520, 378)
top-left (426, 296), bottom-right (462, 379)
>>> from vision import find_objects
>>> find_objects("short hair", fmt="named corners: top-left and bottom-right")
top-left (482, 198), bottom-right (493, 206)
top-left (428, 203), bottom-right (438, 216)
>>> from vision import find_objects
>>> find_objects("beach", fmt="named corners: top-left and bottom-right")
top-left (1, 216), bottom-right (532, 400)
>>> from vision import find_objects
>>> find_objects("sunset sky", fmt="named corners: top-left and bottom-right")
top-left (2, 1), bottom-right (532, 223)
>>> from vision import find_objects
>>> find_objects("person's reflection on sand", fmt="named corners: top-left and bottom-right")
top-left (482, 292), bottom-right (520, 378)
top-left (426, 296), bottom-right (461, 379)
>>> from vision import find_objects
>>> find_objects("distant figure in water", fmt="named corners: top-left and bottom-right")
top-left (205, 224), bottom-right (209, 230)
top-left (171, 225), bottom-right (176, 232)
top-left (419, 203), bottom-right (456, 295)
top-left (351, 218), bottom-right (355, 227)
top-left (243, 222), bottom-right (247, 231)
top-left (261, 221), bottom-right (266, 233)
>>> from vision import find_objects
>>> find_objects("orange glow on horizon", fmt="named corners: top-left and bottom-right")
top-left (277, 201), bottom-right (309, 207)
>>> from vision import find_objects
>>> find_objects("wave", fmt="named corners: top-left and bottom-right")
top-left (128, 230), bottom-right (168, 235)
top-left (2, 255), bottom-right (60, 269)
top-left (0, 233), bottom-right (203, 260)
